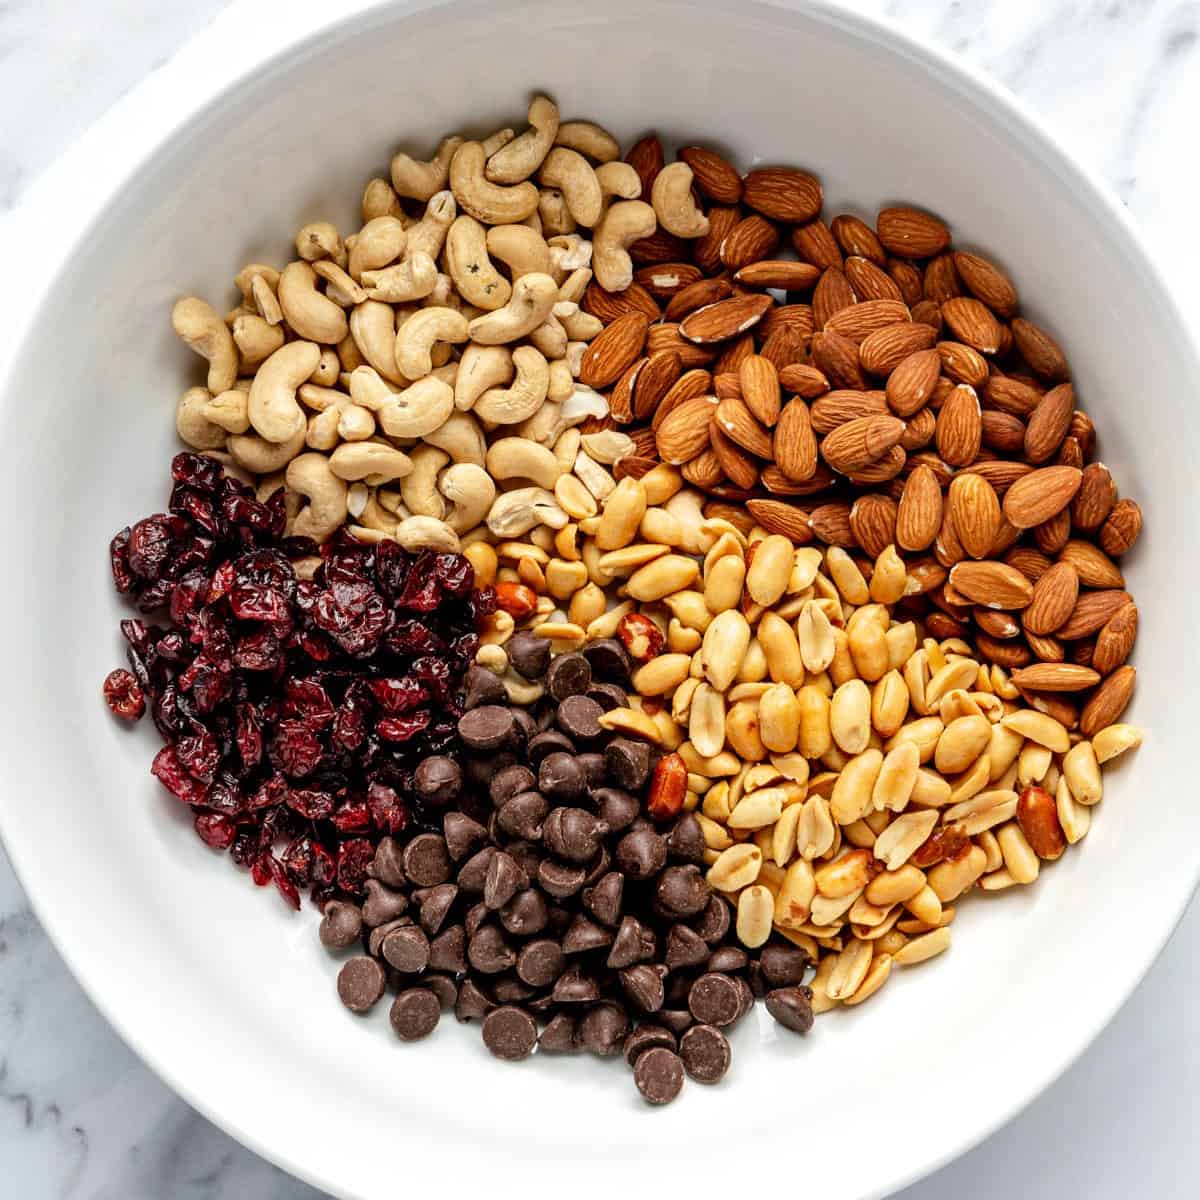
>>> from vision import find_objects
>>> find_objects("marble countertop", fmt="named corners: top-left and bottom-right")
top-left (1, 1), bottom-right (1197, 1196)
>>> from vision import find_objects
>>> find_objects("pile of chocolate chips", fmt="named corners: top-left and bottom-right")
top-left (322, 631), bottom-right (815, 1104)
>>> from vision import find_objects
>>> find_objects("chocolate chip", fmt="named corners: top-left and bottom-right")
top-left (496, 790), bottom-right (548, 839)
top-left (551, 965), bottom-right (601, 1003)
top-left (749, 960), bottom-right (767, 998)
top-left (482, 1006), bottom-right (538, 1061)
top-left (402, 833), bottom-right (452, 887)
top-left (688, 973), bottom-right (741, 1027)
top-left (370, 837), bottom-right (407, 888)
top-left (579, 1003), bottom-right (629, 1057)
top-left (367, 916), bottom-right (412, 958)
top-left (454, 978), bottom-right (493, 1022)
top-left (492, 977), bottom-right (537, 1004)
top-left (361, 879), bottom-right (408, 927)
top-left (504, 839), bottom-right (542, 881)
top-left (499, 888), bottom-right (549, 937)
top-left (458, 704), bottom-right (516, 750)
top-left (423, 974), bottom-right (458, 1009)
top-left (527, 729), bottom-right (575, 764)
top-left (657, 1008), bottom-right (694, 1035)
top-left (337, 956), bottom-right (386, 1013)
top-left (538, 752), bottom-right (587, 800)
top-left (457, 846), bottom-right (497, 893)
top-left (490, 764), bottom-right (537, 807)
top-left (390, 988), bottom-right (441, 1041)
top-left (507, 631), bottom-right (551, 680)
top-left (582, 871), bottom-right (624, 927)
top-left (561, 914), bottom-right (613, 955)
top-left (542, 807), bottom-right (604, 862)
top-left (546, 652), bottom-right (592, 700)
top-left (623, 1024), bottom-right (676, 1065)
top-left (483, 851), bottom-right (529, 910)
top-left (557, 694), bottom-right (604, 742)
top-left (665, 923), bottom-right (711, 970)
top-left (537, 857), bottom-right (587, 898)
top-left (620, 964), bottom-right (666, 1013)
top-left (655, 864), bottom-right (709, 917)
top-left (516, 938), bottom-right (566, 988)
top-left (381, 925), bottom-right (430, 974)
top-left (693, 894), bottom-right (732, 944)
top-left (707, 946), bottom-right (749, 975)
top-left (587, 681), bottom-right (628, 711)
top-left (582, 637), bottom-right (631, 681)
top-left (318, 901), bottom-right (363, 949)
top-left (413, 755), bottom-right (462, 807)
top-left (679, 1024), bottom-right (731, 1084)
top-left (443, 812), bottom-right (488, 862)
top-left (765, 986), bottom-right (815, 1033)
top-left (607, 916), bottom-right (657, 969)
top-left (464, 900), bottom-right (489, 937)
top-left (604, 737), bottom-right (651, 791)
top-left (539, 1013), bottom-right (578, 1052)
top-left (634, 1047), bottom-right (684, 1105)
top-left (511, 707), bottom-right (537, 747)
top-left (734, 976), bottom-right (755, 1021)
top-left (463, 664), bottom-right (507, 709)
top-left (467, 925), bottom-right (515, 974)
top-left (759, 944), bottom-right (811, 989)
top-left (665, 812), bottom-right (706, 863)
top-left (576, 752), bottom-right (607, 787)
top-left (591, 787), bottom-right (640, 832)
top-left (413, 883), bottom-right (457, 935)
top-left (614, 828), bottom-right (667, 879)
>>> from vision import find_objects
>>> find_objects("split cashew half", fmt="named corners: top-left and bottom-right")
top-left (361, 251), bottom-right (438, 303)
top-left (329, 441), bottom-right (413, 482)
top-left (455, 343), bottom-right (514, 411)
top-left (554, 120), bottom-right (621, 163)
top-left (486, 487), bottom-right (569, 537)
top-left (473, 345), bottom-right (550, 424)
top-left (350, 300), bottom-right (404, 383)
top-left (377, 376), bottom-right (455, 438)
top-left (295, 222), bottom-right (344, 265)
top-left (439, 463), bottom-right (497, 533)
top-left (203, 388), bottom-right (251, 434)
top-left (651, 161), bottom-right (710, 238)
top-left (467, 273), bottom-right (558, 344)
top-left (176, 387), bottom-right (225, 450)
top-left (278, 262), bottom-right (349, 344)
top-left (400, 445), bottom-right (450, 519)
top-left (592, 200), bottom-right (657, 292)
top-left (485, 224), bottom-right (552, 279)
top-left (394, 306), bottom-right (469, 379)
top-left (539, 148), bottom-right (603, 228)
top-left (346, 216), bottom-right (407, 279)
top-left (395, 515), bottom-right (461, 553)
top-left (445, 215), bottom-right (512, 311)
top-left (486, 437), bottom-right (563, 490)
top-left (424, 410), bottom-right (486, 467)
top-left (451, 142), bottom-right (539, 225)
top-left (247, 340), bottom-right (320, 442)
top-left (486, 95), bottom-right (559, 184)
top-left (391, 135), bottom-right (463, 201)
top-left (172, 298), bottom-right (238, 394)
top-left (287, 453), bottom-right (349, 542)
top-left (232, 313), bottom-right (284, 367)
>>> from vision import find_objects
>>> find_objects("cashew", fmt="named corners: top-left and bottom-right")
top-left (400, 445), bottom-right (450, 518)
top-left (553, 428), bottom-right (582, 473)
top-left (557, 266), bottom-right (593, 305)
top-left (474, 345), bottom-right (550, 424)
top-left (338, 405), bottom-right (375, 441)
top-left (287, 452), bottom-right (349, 542)
top-left (235, 263), bottom-right (281, 306)
top-left (481, 127), bottom-right (515, 157)
top-left (203, 388), bottom-right (250, 434)
top-left (560, 308), bottom-right (603, 340)
top-left (487, 487), bottom-right (569, 537)
top-left (592, 201), bottom-right (657, 292)
top-left (549, 233), bottom-right (593, 276)
top-left (424, 410), bottom-right (486, 466)
top-left (377, 376), bottom-right (455, 437)
top-left (394, 307), bottom-right (469, 380)
top-left (337, 334), bottom-right (364, 373)
top-left (431, 361), bottom-right (459, 388)
top-left (664, 488), bottom-right (707, 554)
top-left (347, 481), bottom-right (370, 518)
top-left (405, 191), bottom-right (457, 262)
top-left (362, 177), bottom-right (404, 222)
top-left (539, 148), bottom-right (603, 227)
top-left (346, 216), bottom-right (407, 280)
top-left (455, 343), bottom-right (514, 411)
top-left (451, 142), bottom-right (539, 224)
top-left (595, 161), bottom-right (641, 201)
top-left (445, 215), bottom-right (512, 311)
top-left (566, 341), bottom-right (586, 376)
top-left (232, 312), bottom-right (284, 366)
top-left (467, 273), bottom-right (558, 345)
top-left (486, 96), bottom-right (559, 184)
top-left (394, 515), bottom-right (461, 553)
top-left (313, 348), bottom-right (340, 386)
top-left (548, 359), bottom-right (575, 402)
top-left (391, 135), bottom-right (463, 201)
top-left (172, 297), bottom-right (238, 393)
top-left (361, 252), bottom-right (438, 303)
top-left (651, 161), bottom-right (710, 238)
top-left (501, 669), bottom-right (545, 705)
top-left (176, 386), bottom-right (225, 449)
top-left (345, 366), bottom-right (396, 412)
top-left (248, 340), bottom-right (320, 442)
top-left (485, 224), bottom-right (552, 279)
top-left (228, 419), bottom-right (307, 473)
top-left (306, 408), bottom-right (340, 451)
top-left (562, 386), bottom-right (609, 425)
top-left (487, 437), bottom-right (562, 489)
top-left (278, 262), bottom-right (349, 344)
top-left (350, 300), bottom-right (404, 383)
top-left (581, 429), bottom-right (637, 464)
top-left (439, 463), bottom-right (497, 533)
top-left (554, 120), bottom-right (620, 163)
top-left (312, 260), bottom-right (368, 306)
top-left (529, 315), bottom-right (569, 360)
top-left (329, 442), bottom-right (413, 482)
top-left (295, 221), bottom-right (344, 264)
top-left (359, 492), bottom-right (399, 533)
top-left (421, 274), bottom-right (455, 310)
top-left (574, 448), bottom-right (616, 500)
top-left (539, 188), bottom-right (576, 237)
top-left (299, 383), bottom-right (348, 412)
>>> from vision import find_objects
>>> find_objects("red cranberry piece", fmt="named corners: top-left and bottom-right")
top-left (109, 528), bottom-right (134, 593)
top-left (233, 628), bottom-right (280, 671)
top-left (367, 782), bottom-right (408, 835)
top-left (286, 788), bottom-right (335, 820)
top-left (368, 677), bottom-right (427, 713)
top-left (127, 515), bottom-right (181, 581)
top-left (433, 552), bottom-right (474, 596)
top-left (207, 561), bottom-right (237, 604)
top-left (283, 678), bottom-right (335, 728)
top-left (250, 855), bottom-right (273, 886)
top-left (336, 839), bottom-right (375, 893)
top-left (310, 842), bottom-right (337, 888)
top-left (269, 721), bottom-right (324, 779)
top-left (385, 620), bottom-right (445, 656)
top-left (103, 669), bottom-right (145, 721)
top-left (150, 746), bottom-right (207, 805)
top-left (230, 585), bottom-right (289, 624)
top-left (268, 855), bottom-right (302, 909)
top-left (171, 451), bottom-right (223, 492)
top-left (194, 813), bottom-right (236, 850)
top-left (280, 836), bottom-right (313, 886)
top-left (376, 711), bottom-right (431, 742)
top-left (176, 725), bottom-right (220, 783)
top-left (247, 773), bottom-right (288, 811)
top-left (234, 704), bottom-right (263, 768)
top-left (331, 799), bottom-right (371, 834)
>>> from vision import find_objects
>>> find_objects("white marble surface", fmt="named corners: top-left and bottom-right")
top-left (0, 1), bottom-right (1197, 1196)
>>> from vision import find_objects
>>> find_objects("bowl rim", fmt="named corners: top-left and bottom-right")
top-left (1, 1), bottom-right (1197, 1197)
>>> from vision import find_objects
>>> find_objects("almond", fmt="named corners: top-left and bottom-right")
top-left (1079, 665), bottom-right (1136, 736)
top-left (889, 258), bottom-right (925, 306)
top-left (647, 323), bottom-right (717, 369)
top-left (885, 348), bottom-right (941, 416)
top-left (631, 350), bottom-right (683, 421)
top-left (910, 299), bottom-right (942, 331)
top-left (742, 166), bottom-right (823, 223)
top-left (935, 507), bottom-right (967, 568)
top-left (847, 445), bottom-right (906, 485)
top-left (808, 501), bottom-right (855, 546)
top-left (678, 145), bottom-right (743, 204)
top-left (773, 397), bottom-right (819, 481)
top-left (858, 321), bottom-right (937, 375)
top-left (1092, 601), bottom-right (1138, 675)
top-left (810, 388), bottom-right (888, 433)
top-left (758, 327), bottom-right (806, 371)
top-left (652, 368), bottom-right (714, 430)
top-left (582, 280), bottom-right (660, 322)
top-left (940, 296), bottom-right (1002, 354)
top-left (936, 340), bottom-right (988, 387)
top-left (967, 460), bottom-right (1034, 495)
top-left (625, 133), bottom-right (663, 200)
top-left (779, 363), bottom-right (831, 399)
top-left (934, 384), bottom-right (982, 467)
top-left (900, 406), bottom-right (937, 450)
top-left (1010, 663), bottom-right (1101, 692)
top-left (734, 260), bottom-right (822, 290)
top-left (820, 414), bottom-right (905, 474)
top-left (760, 303), bottom-right (814, 341)
top-left (876, 205), bottom-right (950, 258)
top-left (709, 419), bottom-right (760, 489)
top-left (1023, 382), bottom-right (1075, 463)
top-left (634, 262), bottom-right (702, 299)
top-left (630, 228), bottom-right (689, 265)
top-left (1001, 465), bottom-right (1082, 529)
top-left (694, 205), bottom-right (741, 275)
top-left (655, 394), bottom-right (718, 464)
top-left (980, 410), bottom-right (1026, 454)
top-left (844, 255), bottom-right (903, 301)
top-left (810, 330), bottom-right (868, 391)
top-left (947, 472), bottom-right (1001, 560)
top-left (849, 493), bottom-right (899, 559)
top-left (678, 294), bottom-right (774, 345)
top-left (1056, 589), bottom-right (1132, 640)
top-left (612, 454), bottom-right (658, 481)
top-left (1059, 539), bottom-right (1125, 589)
top-left (982, 373), bottom-right (1042, 416)
top-left (720, 215), bottom-right (780, 271)
top-left (1022, 561), bottom-right (1079, 635)
top-left (923, 253), bottom-right (961, 303)
top-left (1016, 785), bottom-right (1066, 861)
top-left (608, 357), bottom-right (641, 423)
top-left (1099, 498), bottom-right (1143, 557)
top-left (713, 334), bottom-right (756, 376)
top-left (976, 632), bottom-right (1031, 668)
top-left (812, 267), bottom-right (857, 330)
top-left (1069, 410), bottom-right (1096, 457)
top-left (1034, 509), bottom-right (1072, 554)
top-left (680, 448), bottom-right (724, 488)
top-left (713, 373), bottom-right (741, 401)
top-left (896, 463), bottom-right (943, 551)
top-left (952, 251), bottom-right (1019, 317)
top-left (715, 396), bottom-right (773, 458)
top-left (578, 311), bottom-right (650, 388)
top-left (1005, 546), bottom-right (1054, 583)
top-left (664, 276), bottom-right (731, 322)
top-left (831, 214), bottom-right (886, 263)
top-left (628, 425), bottom-right (658, 460)
top-left (746, 498), bottom-right (813, 544)
top-left (790, 219), bottom-right (843, 270)
top-left (824, 298), bottom-right (911, 342)
top-left (1025, 632), bottom-right (1066, 662)
top-left (948, 560), bottom-right (1034, 609)
top-left (761, 462), bottom-right (837, 496)
top-left (1012, 318), bottom-right (1070, 382)
top-left (739, 355), bottom-right (781, 425)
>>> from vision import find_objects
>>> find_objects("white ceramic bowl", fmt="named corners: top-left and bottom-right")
top-left (1, 2), bottom-right (1196, 1197)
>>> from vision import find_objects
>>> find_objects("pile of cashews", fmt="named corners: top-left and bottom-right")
top-left (171, 95), bottom-right (670, 558)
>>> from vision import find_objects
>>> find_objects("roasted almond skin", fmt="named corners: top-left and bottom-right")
top-left (1022, 561), bottom-right (1079, 636)
top-left (877, 206), bottom-right (951, 259)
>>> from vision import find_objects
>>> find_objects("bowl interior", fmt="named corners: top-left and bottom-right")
top-left (2, 2), bottom-right (1196, 1197)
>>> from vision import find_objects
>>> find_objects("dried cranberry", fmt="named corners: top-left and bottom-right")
top-left (231, 830), bottom-right (258, 867)
top-left (127, 514), bottom-right (183, 580)
top-left (207, 561), bottom-right (237, 604)
top-left (177, 489), bottom-right (221, 536)
top-left (150, 746), bottom-right (207, 805)
top-left (250, 855), bottom-right (273, 886)
top-left (109, 528), bottom-right (134, 593)
top-left (286, 788), bottom-right (335, 820)
top-left (234, 704), bottom-right (263, 768)
top-left (367, 781), bottom-right (407, 835)
top-left (135, 577), bottom-right (176, 612)
top-left (385, 620), bottom-right (445, 656)
top-left (283, 678), bottom-right (335, 728)
top-left (433, 552), bottom-right (474, 596)
top-left (310, 842), bottom-right (336, 888)
top-left (368, 676), bottom-right (427, 713)
top-left (221, 492), bottom-right (275, 532)
top-left (268, 855), bottom-right (301, 909)
top-left (376, 711), bottom-right (431, 742)
top-left (169, 568), bottom-right (210, 627)
top-left (194, 813), bottom-right (237, 850)
top-left (153, 631), bottom-right (188, 663)
top-left (336, 838), bottom-right (374, 893)
top-left (410, 656), bottom-right (451, 702)
top-left (119, 619), bottom-right (157, 654)
top-left (203, 774), bottom-right (243, 818)
top-left (230, 584), bottom-right (289, 624)
top-left (172, 451), bottom-right (223, 493)
top-left (233, 628), bottom-right (281, 671)
top-left (103, 668), bottom-right (145, 721)
top-left (280, 836), bottom-right (313, 886)
top-left (176, 725), bottom-right (221, 783)
top-left (247, 773), bottom-right (288, 811)
top-left (269, 721), bottom-right (323, 779)
top-left (395, 554), bottom-right (442, 611)
top-left (330, 799), bottom-right (371, 834)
